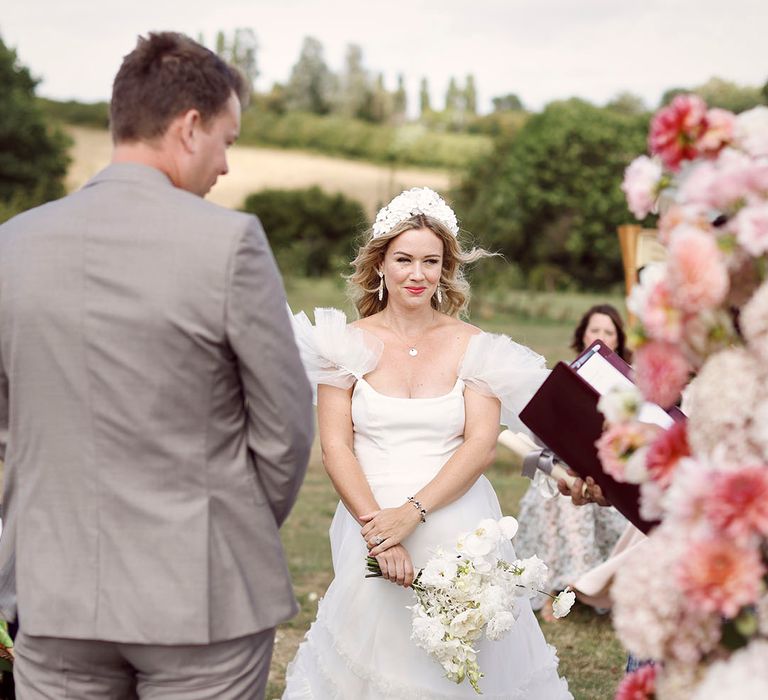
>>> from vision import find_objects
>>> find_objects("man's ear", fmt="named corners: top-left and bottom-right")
top-left (178, 109), bottom-right (203, 153)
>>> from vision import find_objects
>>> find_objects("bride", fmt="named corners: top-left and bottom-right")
top-left (284, 188), bottom-right (572, 699)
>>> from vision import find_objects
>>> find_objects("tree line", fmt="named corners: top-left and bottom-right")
top-left (206, 30), bottom-right (491, 133)
top-left (3, 29), bottom-right (768, 291)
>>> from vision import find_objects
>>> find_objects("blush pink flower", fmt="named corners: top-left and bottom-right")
top-left (612, 530), bottom-right (721, 663)
top-left (615, 664), bottom-right (657, 700)
top-left (666, 226), bottom-right (729, 313)
top-left (678, 148), bottom-right (756, 213)
top-left (633, 341), bottom-right (691, 408)
top-left (734, 105), bottom-right (768, 158)
top-left (663, 458), bottom-right (713, 533)
top-left (657, 204), bottom-right (707, 242)
top-left (733, 203), bottom-right (768, 257)
top-left (680, 309), bottom-right (737, 370)
top-left (705, 466), bottom-right (768, 541)
top-left (622, 156), bottom-right (664, 219)
top-left (650, 94), bottom-right (708, 170)
top-left (697, 108), bottom-right (735, 157)
top-left (642, 278), bottom-right (685, 343)
top-left (677, 537), bottom-right (765, 618)
top-left (596, 421), bottom-right (662, 484)
top-left (646, 421), bottom-right (691, 488)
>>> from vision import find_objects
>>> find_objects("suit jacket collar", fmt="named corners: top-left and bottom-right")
top-left (84, 162), bottom-right (176, 191)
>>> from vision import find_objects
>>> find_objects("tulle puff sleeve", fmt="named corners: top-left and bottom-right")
top-left (290, 307), bottom-right (383, 402)
top-left (458, 332), bottom-right (550, 433)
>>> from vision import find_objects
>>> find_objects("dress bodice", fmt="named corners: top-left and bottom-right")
top-left (290, 306), bottom-right (550, 437)
top-left (351, 378), bottom-right (466, 488)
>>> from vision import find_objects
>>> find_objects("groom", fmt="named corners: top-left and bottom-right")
top-left (0, 32), bottom-right (313, 698)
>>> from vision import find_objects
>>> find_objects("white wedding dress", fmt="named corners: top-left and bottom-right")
top-left (283, 309), bottom-right (572, 700)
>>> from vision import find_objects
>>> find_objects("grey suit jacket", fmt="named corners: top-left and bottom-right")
top-left (0, 163), bottom-right (313, 644)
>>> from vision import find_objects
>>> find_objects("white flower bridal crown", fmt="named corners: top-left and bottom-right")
top-left (372, 187), bottom-right (459, 239)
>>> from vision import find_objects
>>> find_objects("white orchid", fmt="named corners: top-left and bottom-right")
top-left (498, 515), bottom-right (519, 540)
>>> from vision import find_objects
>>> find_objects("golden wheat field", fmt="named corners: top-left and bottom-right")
top-left (65, 126), bottom-right (453, 216)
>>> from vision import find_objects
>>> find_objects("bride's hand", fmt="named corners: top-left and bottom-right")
top-left (375, 544), bottom-right (415, 588)
top-left (359, 504), bottom-right (422, 556)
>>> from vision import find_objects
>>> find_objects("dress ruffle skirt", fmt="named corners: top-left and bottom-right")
top-left (284, 475), bottom-right (571, 699)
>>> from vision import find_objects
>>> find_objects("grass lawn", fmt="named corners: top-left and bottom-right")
top-left (270, 280), bottom-right (629, 699)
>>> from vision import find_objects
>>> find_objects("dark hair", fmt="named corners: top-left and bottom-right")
top-left (570, 304), bottom-right (630, 361)
top-left (110, 32), bottom-right (248, 143)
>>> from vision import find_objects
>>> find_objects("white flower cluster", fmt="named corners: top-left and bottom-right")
top-left (372, 187), bottom-right (459, 239)
top-left (597, 385), bottom-right (644, 425)
top-left (692, 640), bottom-right (768, 700)
top-left (409, 516), bottom-right (574, 693)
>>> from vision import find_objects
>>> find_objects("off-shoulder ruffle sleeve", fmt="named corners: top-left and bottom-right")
top-left (458, 332), bottom-right (550, 433)
top-left (290, 307), bottom-right (383, 402)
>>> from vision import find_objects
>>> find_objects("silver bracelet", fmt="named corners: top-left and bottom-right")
top-left (407, 496), bottom-right (427, 523)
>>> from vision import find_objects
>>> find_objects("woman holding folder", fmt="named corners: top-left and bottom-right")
top-left (512, 305), bottom-right (630, 616)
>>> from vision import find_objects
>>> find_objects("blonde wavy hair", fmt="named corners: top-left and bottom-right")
top-left (347, 213), bottom-right (494, 319)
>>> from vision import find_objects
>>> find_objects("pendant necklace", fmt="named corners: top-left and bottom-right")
top-left (384, 313), bottom-right (435, 357)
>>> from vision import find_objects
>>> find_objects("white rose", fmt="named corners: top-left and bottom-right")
top-left (514, 555), bottom-right (549, 592)
top-left (597, 385), bottom-right (644, 425)
top-left (486, 610), bottom-right (516, 640)
top-left (411, 612), bottom-right (446, 650)
top-left (552, 587), bottom-right (576, 618)
top-left (420, 552), bottom-right (459, 589)
top-left (478, 584), bottom-right (506, 616)
top-left (448, 608), bottom-right (486, 640)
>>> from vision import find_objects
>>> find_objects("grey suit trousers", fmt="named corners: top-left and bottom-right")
top-left (13, 627), bottom-right (275, 700)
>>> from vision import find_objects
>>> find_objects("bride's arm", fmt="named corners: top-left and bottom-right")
top-left (317, 383), bottom-right (381, 523)
top-left (319, 384), bottom-right (415, 587)
top-left (363, 387), bottom-right (500, 556)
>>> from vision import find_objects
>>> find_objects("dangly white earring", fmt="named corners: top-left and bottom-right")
top-left (436, 285), bottom-right (443, 305)
top-left (378, 270), bottom-right (385, 301)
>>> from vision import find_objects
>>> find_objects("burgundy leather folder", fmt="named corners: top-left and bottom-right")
top-left (518, 341), bottom-right (685, 534)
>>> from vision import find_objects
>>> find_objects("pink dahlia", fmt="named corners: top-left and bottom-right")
top-left (646, 421), bottom-right (690, 488)
top-left (615, 664), bottom-right (656, 700)
top-left (666, 225), bottom-right (729, 313)
top-left (677, 537), bottom-right (765, 618)
top-left (633, 341), bottom-right (690, 408)
top-left (649, 94), bottom-right (708, 170)
top-left (705, 466), bottom-right (768, 541)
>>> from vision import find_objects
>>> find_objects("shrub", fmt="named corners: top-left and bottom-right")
top-left (242, 187), bottom-right (367, 277)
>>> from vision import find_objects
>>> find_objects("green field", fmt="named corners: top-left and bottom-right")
top-left (271, 279), bottom-right (629, 699)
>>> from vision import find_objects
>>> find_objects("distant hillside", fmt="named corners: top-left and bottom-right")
top-left (39, 98), bottom-right (497, 170)
top-left (65, 126), bottom-right (452, 216)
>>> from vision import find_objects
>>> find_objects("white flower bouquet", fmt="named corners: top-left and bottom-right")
top-left (366, 516), bottom-right (574, 693)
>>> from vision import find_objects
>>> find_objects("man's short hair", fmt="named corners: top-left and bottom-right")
top-left (110, 32), bottom-right (248, 143)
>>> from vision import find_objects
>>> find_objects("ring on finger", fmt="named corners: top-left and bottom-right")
top-left (372, 535), bottom-right (384, 546)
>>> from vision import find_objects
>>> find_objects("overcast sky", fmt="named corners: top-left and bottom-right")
top-left (2, 0), bottom-right (766, 113)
